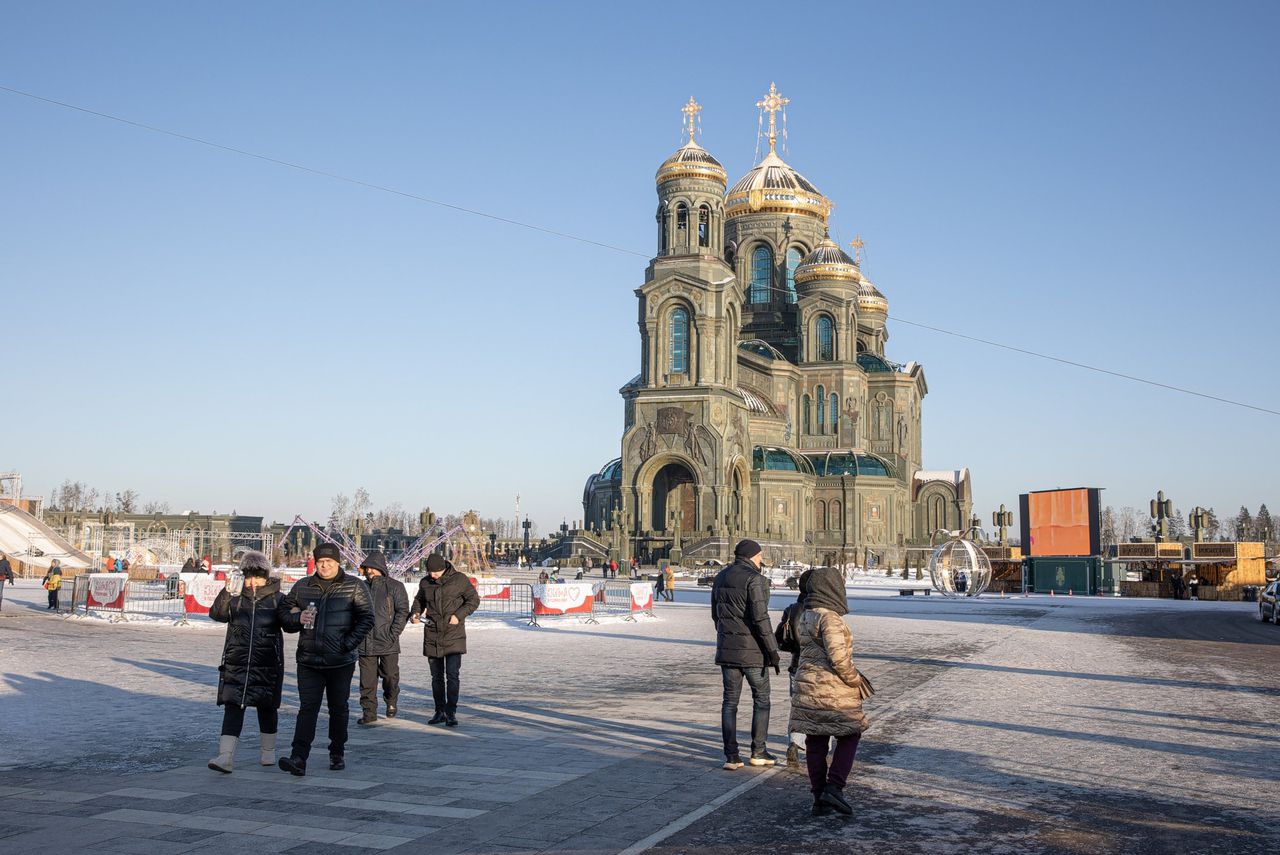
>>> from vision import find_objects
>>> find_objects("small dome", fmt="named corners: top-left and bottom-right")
top-left (794, 235), bottom-right (859, 286)
top-left (656, 140), bottom-right (727, 186)
top-left (857, 275), bottom-right (888, 315)
top-left (725, 149), bottom-right (831, 221)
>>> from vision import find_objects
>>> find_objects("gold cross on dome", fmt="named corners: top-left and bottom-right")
top-left (681, 97), bottom-right (702, 143)
top-left (757, 82), bottom-right (789, 153)
top-left (849, 234), bottom-right (865, 265)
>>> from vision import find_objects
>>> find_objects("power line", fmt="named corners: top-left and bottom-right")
top-left (3, 83), bottom-right (1273, 418)
top-left (0, 84), bottom-right (648, 258)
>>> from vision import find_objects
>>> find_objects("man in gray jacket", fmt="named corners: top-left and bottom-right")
top-left (357, 551), bottom-right (410, 726)
top-left (710, 539), bottom-right (780, 770)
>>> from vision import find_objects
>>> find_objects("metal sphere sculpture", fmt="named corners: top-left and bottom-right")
top-left (928, 529), bottom-right (992, 598)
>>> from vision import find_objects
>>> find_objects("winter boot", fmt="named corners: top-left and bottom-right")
top-left (811, 795), bottom-right (834, 817)
top-left (428, 710), bottom-right (447, 725)
top-left (259, 733), bottom-right (277, 766)
top-left (329, 754), bottom-right (345, 771)
top-left (208, 736), bottom-right (238, 774)
top-left (818, 783), bottom-right (853, 816)
top-left (278, 755), bottom-right (306, 777)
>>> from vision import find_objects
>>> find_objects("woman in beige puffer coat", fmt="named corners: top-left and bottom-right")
top-left (788, 566), bottom-right (872, 816)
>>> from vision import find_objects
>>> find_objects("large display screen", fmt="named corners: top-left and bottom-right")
top-left (1019, 488), bottom-right (1101, 557)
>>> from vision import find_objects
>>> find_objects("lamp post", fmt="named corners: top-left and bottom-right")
top-left (992, 504), bottom-right (1014, 548)
top-left (1149, 491), bottom-right (1173, 543)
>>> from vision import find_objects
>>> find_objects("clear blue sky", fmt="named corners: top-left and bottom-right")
top-left (3, 1), bottom-right (1278, 532)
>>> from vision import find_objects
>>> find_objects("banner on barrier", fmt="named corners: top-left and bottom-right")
top-left (184, 575), bottom-right (227, 615)
top-left (86, 574), bottom-right (128, 610)
top-left (473, 578), bottom-right (512, 600)
top-left (532, 582), bottom-right (594, 616)
top-left (629, 582), bottom-right (653, 612)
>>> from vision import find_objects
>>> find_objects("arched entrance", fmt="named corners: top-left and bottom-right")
top-left (652, 462), bottom-right (697, 532)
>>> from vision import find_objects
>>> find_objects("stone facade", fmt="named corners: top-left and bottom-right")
top-left (584, 92), bottom-right (971, 567)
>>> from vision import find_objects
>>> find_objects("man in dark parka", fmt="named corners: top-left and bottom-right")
top-left (410, 555), bottom-right (481, 726)
top-left (357, 551), bottom-right (410, 725)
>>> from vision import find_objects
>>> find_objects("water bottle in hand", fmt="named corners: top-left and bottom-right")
top-left (301, 603), bottom-right (317, 630)
top-left (226, 573), bottom-right (244, 596)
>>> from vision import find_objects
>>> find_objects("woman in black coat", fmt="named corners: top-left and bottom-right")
top-left (207, 550), bottom-right (295, 773)
top-left (409, 556), bottom-right (480, 726)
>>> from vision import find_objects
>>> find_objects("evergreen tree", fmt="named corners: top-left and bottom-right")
top-left (1204, 507), bottom-right (1222, 541)
top-left (1168, 507), bottom-right (1187, 540)
top-left (1100, 506), bottom-right (1118, 551)
top-left (1255, 504), bottom-right (1274, 543)
top-left (1233, 506), bottom-right (1254, 541)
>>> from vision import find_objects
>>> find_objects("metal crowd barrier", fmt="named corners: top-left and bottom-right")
top-left (121, 580), bottom-right (188, 622)
top-left (593, 581), bottom-right (653, 622)
top-left (471, 581), bottom-right (536, 625)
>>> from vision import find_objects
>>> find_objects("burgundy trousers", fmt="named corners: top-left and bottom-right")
top-left (805, 733), bottom-right (861, 793)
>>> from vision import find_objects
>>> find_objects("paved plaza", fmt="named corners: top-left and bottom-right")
top-left (1, 579), bottom-right (1277, 854)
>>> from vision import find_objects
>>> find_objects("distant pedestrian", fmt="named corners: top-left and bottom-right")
top-left (629, 557), bottom-right (639, 578)
top-left (181, 557), bottom-right (195, 574)
top-left (42, 561), bottom-right (63, 610)
top-left (1170, 573), bottom-right (1185, 600)
top-left (207, 551), bottom-right (295, 774)
top-left (712, 539), bottom-right (780, 770)
top-left (663, 565), bottom-right (676, 601)
top-left (277, 544), bottom-right (374, 777)
top-left (538, 569), bottom-right (549, 584)
top-left (789, 566), bottom-right (873, 817)
top-left (0, 552), bottom-right (13, 585)
top-left (410, 555), bottom-right (480, 726)
top-left (1188, 573), bottom-right (1200, 601)
top-left (610, 560), bottom-right (618, 579)
top-left (357, 551), bottom-right (410, 726)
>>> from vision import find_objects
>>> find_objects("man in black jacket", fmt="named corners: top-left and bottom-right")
top-left (711, 539), bottom-right (779, 770)
top-left (357, 551), bottom-right (410, 726)
top-left (277, 544), bottom-right (374, 776)
top-left (410, 555), bottom-right (481, 726)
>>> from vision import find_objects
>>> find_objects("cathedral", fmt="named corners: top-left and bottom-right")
top-left (583, 86), bottom-right (971, 568)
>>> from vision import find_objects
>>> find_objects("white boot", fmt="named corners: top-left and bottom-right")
top-left (259, 733), bottom-right (277, 766)
top-left (208, 735), bottom-right (237, 773)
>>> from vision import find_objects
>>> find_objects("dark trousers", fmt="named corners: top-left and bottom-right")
top-left (358, 653), bottom-right (400, 716)
top-left (721, 665), bottom-right (770, 758)
top-left (221, 703), bottom-right (278, 737)
top-left (47, 589), bottom-right (59, 609)
top-left (805, 733), bottom-right (860, 793)
top-left (290, 662), bottom-right (355, 760)
top-left (428, 653), bottom-right (462, 714)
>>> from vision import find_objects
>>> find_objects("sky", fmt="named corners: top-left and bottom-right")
top-left (3, 1), bottom-right (1278, 532)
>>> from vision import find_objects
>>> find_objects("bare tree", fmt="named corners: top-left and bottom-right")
top-left (114, 489), bottom-right (139, 513)
top-left (1100, 506), bottom-right (1118, 551)
top-left (143, 500), bottom-right (171, 514)
top-left (52, 480), bottom-right (100, 512)
top-left (1117, 507), bottom-right (1142, 542)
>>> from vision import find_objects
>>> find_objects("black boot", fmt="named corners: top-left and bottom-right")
top-left (278, 755), bottom-right (306, 777)
top-left (445, 712), bottom-right (459, 727)
top-left (428, 711), bottom-right (446, 725)
top-left (818, 783), bottom-right (853, 815)
top-left (812, 795), bottom-right (834, 817)
top-left (386, 703), bottom-right (397, 719)
top-left (329, 755), bottom-right (345, 771)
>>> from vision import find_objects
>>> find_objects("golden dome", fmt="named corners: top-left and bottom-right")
top-left (656, 140), bottom-right (728, 186)
top-left (794, 235), bottom-right (858, 286)
top-left (857, 275), bottom-right (888, 315)
top-left (724, 149), bottom-right (831, 221)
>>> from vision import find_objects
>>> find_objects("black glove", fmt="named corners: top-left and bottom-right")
top-left (768, 650), bottom-right (781, 674)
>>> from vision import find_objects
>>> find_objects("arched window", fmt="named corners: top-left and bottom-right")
top-left (676, 204), bottom-right (688, 244)
top-left (856, 339), bottom-right (867, 353)
top-left (802, 394), bottom-right (811, 434)
top-left (698, 205), bottom-right (710, 247)
top-left (830, 392), bottom-right (839, 434)
top-left (670, 307), bottom-right (689, 374)
top-left (785, 247), bottom-right (803, 303)
top-left (749, 245), bottom-right (773, 304)
top-left (831, 500), bottom-right (843, 531)
top-left (816, 385), bottom-right (826, 435)
top-left (817, 315), bottom-right (834, 361)
top-left (816, 500), bottom-right (827, 531)
top-left (658, 204), bottom-right (668, 254)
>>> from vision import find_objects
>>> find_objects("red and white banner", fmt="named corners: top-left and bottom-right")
top-left (472, 578), bottom-right (512, 600)
top-left (532, 582), bottom-right (595, 616)
top-left (629, 582), bottom-right (653, 612)
top-left (183, 574), bottom-right (227, 615)
top-left (86, 573), bottom-right (128, 610)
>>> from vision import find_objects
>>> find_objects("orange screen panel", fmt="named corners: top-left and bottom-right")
top-left (1028, 489), bottom-right (1091, 556)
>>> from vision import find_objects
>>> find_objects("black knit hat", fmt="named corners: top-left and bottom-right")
top-left (360, 551), bottom-right (388, 574)
top-left (425, 554), bottom-right (447, 573)
top-left (314, 543), bottom-right (342, 563)
top-left (733, 539), bottom-right (762, 560)
top-left (239, 550), bottom-right (272, 578)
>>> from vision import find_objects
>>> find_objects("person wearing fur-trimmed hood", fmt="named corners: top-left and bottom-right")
top-left (207, 550), bottom-right (297, 773)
